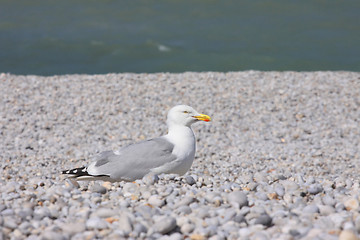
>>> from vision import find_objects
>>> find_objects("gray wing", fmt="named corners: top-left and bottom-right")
top-left (87, 137), bottom-right (177, 181)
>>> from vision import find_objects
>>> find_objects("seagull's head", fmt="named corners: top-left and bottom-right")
top-left (167, 105), bottom-right (211, 127)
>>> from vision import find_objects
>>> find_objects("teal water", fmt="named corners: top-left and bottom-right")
top-left (1, 0), bottom-right (359, 75)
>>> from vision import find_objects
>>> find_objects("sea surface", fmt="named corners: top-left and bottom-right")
top-left (1, 0), bottom-right (359, 75)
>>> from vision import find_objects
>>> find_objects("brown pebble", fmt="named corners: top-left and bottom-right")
top-left (50, 196), bottom-right (57, 204)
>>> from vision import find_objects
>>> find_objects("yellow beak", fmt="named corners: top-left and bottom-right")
top-left (193, 114), bottom-right (211, 122)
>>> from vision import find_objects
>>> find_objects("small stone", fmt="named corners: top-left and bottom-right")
top-left (339, 230), bottom-right (358, 240)
top-left (41, 231), bottom-right (65, 240)
top-left (174, 196), bottom-right (196, 207)
top-left (205, 192), bottom-right (221, 204)
top-left (256, 192), bottom-right (269, 201)
top-left (123, 182), bottom-right (138, 196)
top-left (50, 196), bottom-right (57, 204)
top-left (227, 191), bottom-right (248, 208)
top-left (90, 183), bottom-right (107, 194)
top-left (33, 207), bottom-right (51, 220)
top-left (274, 184), bottom-right (285, 197)
top-left (176, 205), bottom-right (192, 215)
top-left (344, 198), bottom-right (359, 211)
top-left (181, 223), bottom-right (195, 234)
top-left (307, 184), bottom-right (323, 195)
top-left (322, 195), bottom-right (336, 206)
top-left (0, 205), bottom-right (6, 212)
top-left (92, 208), bottom-right (116, 218)
top-left (133, 223), bottom-right (147, 234)
top-left (254, 214), bottom-right (272, 227)
top-left (318, 205), bottom-right (335, 216)
top-left (190, 233), bottom-right (206, 240)
top-left (185, 176), bottom-right (196, 185)
top-left (234, 214), bottom-right (245, 223)
top-left (1, 208), bottom-right (14, 216)
top-left (18, 222), bottom-right (32, 235)
top-left (168, 232), bottom-right (182, 240)
top-left (102, 181), bottom-right (112, 189)
top-left (153, 216), bottom-right (177, 234)
top-left (12, 229), bottom-right (23, 239)
top-left (267, 193), bottom-right (278, 200)
top-left (3, 217), bottom-right (18, 229)
top-left (61, 222), bottom-right (86, 235)
top-left (49, 208), bottom-right (60, 219)
top-left (118, 213), bottom-right (133, 234)
top-left (303, 205), bottom-right (320, 213)
top-left (282, 180), bottom-right (299, 192)
top-left (335, 203), bottom-right (346, 212)
top-left (148, 195), bottom-right (165, 207)
top-left (65, 179), bottom-right (80, 189)
top-left (86, 217), bottom-right (108, 230)
top-left (142, 172), bottom-right (159, 185)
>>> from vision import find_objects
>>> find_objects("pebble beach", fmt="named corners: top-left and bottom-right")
top-left (1, 71), bottom-right (360, 240)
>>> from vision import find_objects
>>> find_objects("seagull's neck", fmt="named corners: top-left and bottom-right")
top-left (165, 124), bottom-right (195, 146)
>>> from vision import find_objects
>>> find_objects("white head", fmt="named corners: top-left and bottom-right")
top-left (167, 105), bottom-right (211, 128)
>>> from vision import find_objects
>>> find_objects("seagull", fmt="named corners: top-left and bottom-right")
top-left (62, 105), bottom-right (211, 182)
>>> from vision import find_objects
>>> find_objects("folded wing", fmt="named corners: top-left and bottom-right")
top-left (87, 137), bottom-right (177, 181)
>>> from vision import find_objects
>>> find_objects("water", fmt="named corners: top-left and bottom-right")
top-left (1, 0), bottom-right (359, 75)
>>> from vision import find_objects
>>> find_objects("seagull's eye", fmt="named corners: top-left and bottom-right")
top-left (183, 111), bottom-right (189, 114)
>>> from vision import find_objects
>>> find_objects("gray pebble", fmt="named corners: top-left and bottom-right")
top-left (227, 191), bottom-right (248, 208)
top-left (86, 217), bottom-right (108, 230)
top-left (205, 192), bottom-right (221, 204)
top-left (91, 208), bottom-right (116, 218)
top-left (175, 196), bottom-right (196, 207)
top-left (18, 221), bottom-right (33, 235)
top-left (282, 180), bottom-right (299, 192)
top-left (274, 184), bottom-right (285, 197)
top-left (33, 207), bottom-right (51, 220)
top-left (17, 208), bottom-right (33, 219)
top-left (61, 222), bottom-right (86, 235)
top-left (185, 175), bottom-right (196, 185)
top-left (318, 205), bottom-right (335, 216)
top-left (123, 182), bottom-right (138, 196)
top-left (90, 183), bottom-right (107, 194)
top-left (322, 195), bottom-right (337, 206)
top-left (303, 205), bottom-right (320, 213)
top-left (181, 223), bottom-right (195, 234)
top-left (118, 213), bottom-right (133, 234)
top-left (152, 216), bottom-right (177, 234)
top-left (1, 208), bottom-right (14, 216)
top-left (234, 214), bottom-right (246, 223)
top-left (255, 192), bottom-right (269, 201)
top-left (176, 205), bottom-right (192, 215)
top-left (335, 203), bottom-right (346, 212)
top-left (3, 217), bottom-right (18, 229)
top-left (41, 231), bottom-right (66, 240)
top-left (148, 195), bottom-right (165, 207)
top-left (254, 214), bottom-right (272, 227)
top-left (307, 184), bottom-right (323, 195)
top-left (133, 222), bottom-right (147, 234)
top-left (142, 172), bottom-right (159, 185)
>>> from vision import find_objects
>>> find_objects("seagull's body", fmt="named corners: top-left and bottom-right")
top-left (62, 105), bottom-right (211, 182)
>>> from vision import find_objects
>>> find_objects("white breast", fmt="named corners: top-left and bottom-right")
top-left (160, 125), bottom-right (196, 175)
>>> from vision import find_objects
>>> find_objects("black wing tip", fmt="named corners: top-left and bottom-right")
top-left (62, 167), bottom-right (89, 176)
top-left (62, 167), bottom-right (111, 179)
